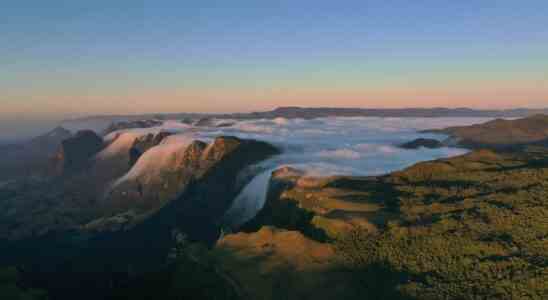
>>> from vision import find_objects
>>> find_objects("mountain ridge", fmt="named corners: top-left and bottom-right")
top-left (63, 106), bottom-right (548, 125)
top-left (424, 114), bottom-right (548, 149)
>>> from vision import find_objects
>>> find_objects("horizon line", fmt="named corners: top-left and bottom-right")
top-left (63, 106), bottom-right (548, 122)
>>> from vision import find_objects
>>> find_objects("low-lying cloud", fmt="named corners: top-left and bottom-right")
top-left (104, 116), bottom-right (491, 180)
top-left (96, 116), bottom-right (492, 227)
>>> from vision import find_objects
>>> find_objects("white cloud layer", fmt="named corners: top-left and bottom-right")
top-left (96, 116), bottom-right (493, 227)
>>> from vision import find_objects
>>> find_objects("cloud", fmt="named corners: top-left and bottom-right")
top-left (95, 116), bottom-right (491, 228)
top-left (114, 133), bottom-right (197, 185)
top-left (316, 149), bottom-right (361, 159)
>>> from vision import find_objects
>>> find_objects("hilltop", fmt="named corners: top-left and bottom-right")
top-left (425, 114), bottom-right (548, 149)
top-left (210, 148), bottom-right (548, 300)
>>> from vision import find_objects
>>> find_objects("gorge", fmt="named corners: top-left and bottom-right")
top-left (1, 114), bottom-right (548, 299)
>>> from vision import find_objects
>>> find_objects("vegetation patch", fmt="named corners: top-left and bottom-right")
top-left (336, 149), bottom-right (548, 299)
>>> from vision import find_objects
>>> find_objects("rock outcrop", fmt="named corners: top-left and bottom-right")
top-left (1, 134), bottom-right (280, 242)
top-left (242, 166), bottom-right (386, 240)
top-left (128, 131), bottom-right (172, 166)
top-left (50, 130), bottom-right (104, 176)
top-left (400, 138), bottom-right (444, 149)
top-left (92, 136), bottom-right (280, 237)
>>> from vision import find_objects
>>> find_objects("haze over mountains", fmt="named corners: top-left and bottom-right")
top-left (2, 1), bottom-right (547, 298)
top-left (52, 106), bottom-right (547, 139)
top-left (3, 106), bottom-right (548, 143)
top-left (2, 112), bottom-right (548, 299)
top-left (66, 106), bottom-right (548, 125)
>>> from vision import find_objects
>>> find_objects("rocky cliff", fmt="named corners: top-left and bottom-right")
top-left (128, 131), bottom-right (172, 166)
top-left (98, 136), bottom-right (280, 236)
top-left (2, 134), bottom-right (548, 300)
top-left (209, 147), bottom-right (548, 300)
top-left (1, 134), bottom-right (280, 242)
top-left (50, 130), bottom-right (104, 176)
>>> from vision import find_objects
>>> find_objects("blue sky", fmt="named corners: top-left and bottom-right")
top-left (1, 0), bottom-right (547, 122)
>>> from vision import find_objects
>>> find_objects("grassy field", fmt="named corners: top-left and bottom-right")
top-left (218, 148), bottom-right (548, 299)
top-left (336, 148), bottom-right (548, 299)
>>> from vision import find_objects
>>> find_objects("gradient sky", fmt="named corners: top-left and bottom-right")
top-left (1, 0), bottom-right (548, 121)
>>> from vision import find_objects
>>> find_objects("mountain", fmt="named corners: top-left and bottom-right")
top-left (2, 115), bottom-right (548, 299)
top-left (50, 130), bottom-right (104, 176)
top-left (91, 136), bottom-right (280, 235)
top-left (210, 148), bottom-right (548, 300)
top-left (0, 133), bottom-right (280, 299)
top-left (102, 119), bottom-right (163, 136)
top-left (0, 126), bottom-right (73, 180)
top-left (229, 106), bottom-right (548, 119)
top-left (29, 126), bottom-right (73, 148)
top-left (128, 131), bottom-right (173, 166)
top-left (0, 134), bottom-right (279, 241)
top-left (424, 114), bottom-right (548, 149)
top-left (62, 107), bottom-right (548, 127)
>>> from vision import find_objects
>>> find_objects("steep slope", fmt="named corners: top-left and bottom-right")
top-left (128, 131), bottom-right (173, 166)
top-left (241, 166), bottom-right (395, 240)
top-left (3, 122), bottom-right (547, 299)
top-left (94, 136), bottom-right (280, 235)
top-left (219, 148), bottom-right (548, 300)
top-left (0, 135), bottom-right (280, 300)
top-left (50, 130), bottom-right (104, 176)
top-left (1, 130), bottom-right (279, 241)
top-left (425, 114), bottom-right (548, 149)
top-left (0, 127), bottom-right (73, 180)
top-left (92, 130), bottom-right (155, 184)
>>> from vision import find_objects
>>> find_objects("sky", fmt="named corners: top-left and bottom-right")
top-left (1, 0), bottom-right (548, 124)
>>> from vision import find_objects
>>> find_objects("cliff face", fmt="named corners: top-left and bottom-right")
top-left (215, 148), bottom-right (548, 300)
top-left (1, 134), bottom-right (280, 242)
top-left (3, 119), bottom-right (548, 299)
top-left (50, 130), bottom-right (104, 176)
top-left (212, 166), bottom-right (398, 300)
top-left (84, 136), bottom-right (280, 236)
top-left (172, 137), bottom-right (280, 241)
top-left (242, 167), bottom-right (389, 240)
top-left (128, 131), bottom-right (172, 166)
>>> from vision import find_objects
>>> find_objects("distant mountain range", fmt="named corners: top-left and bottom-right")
top-left (65, 107), bottom-right (548, 125)
top-left (226, 106), bottom-right (548, 119)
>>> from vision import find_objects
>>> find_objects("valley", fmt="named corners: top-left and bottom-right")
top-left (1, 114), bottom-right (547, 299)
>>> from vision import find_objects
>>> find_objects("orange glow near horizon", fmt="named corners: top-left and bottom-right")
top-left (3, 79), bottom-right (547, 120)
